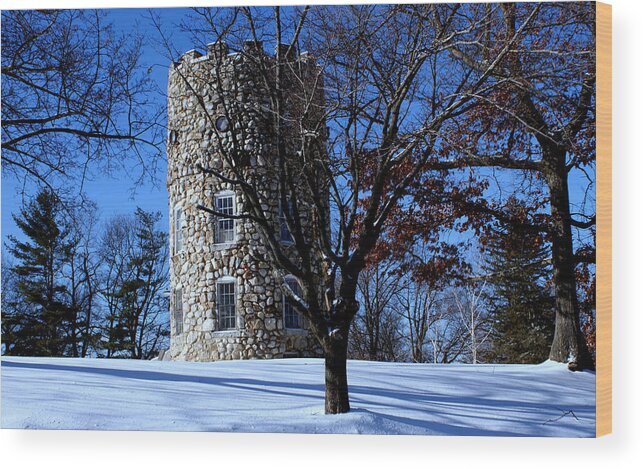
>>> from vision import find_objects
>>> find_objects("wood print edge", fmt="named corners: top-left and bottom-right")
top-left (595, 0), bottom-right (612, 438)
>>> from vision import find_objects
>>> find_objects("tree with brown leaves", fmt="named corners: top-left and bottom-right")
top-left (157, 3), bottom-right (514, 413)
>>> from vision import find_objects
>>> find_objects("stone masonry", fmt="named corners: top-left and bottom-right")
top-left (167, 41), bottom-right (323, 361)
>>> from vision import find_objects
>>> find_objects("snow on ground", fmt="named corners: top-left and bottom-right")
top-left (1, 357), bottom-right (595, 436)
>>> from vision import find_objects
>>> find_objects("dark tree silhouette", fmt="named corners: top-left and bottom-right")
top-left (482, 198), bottom-right (555, 364)
top-left (1, 9), bottom-right (163, 193)
top-left (4, 189), bottom-right (74, 356)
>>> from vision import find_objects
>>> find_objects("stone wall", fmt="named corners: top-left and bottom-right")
top-left (167, 42), bottom-right (323, 361)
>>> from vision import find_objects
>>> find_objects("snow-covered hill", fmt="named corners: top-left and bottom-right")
top-left (0, 357), bottom-right (595, 436)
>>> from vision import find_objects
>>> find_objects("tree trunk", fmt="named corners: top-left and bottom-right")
top-left (544, 146), bottom-right (593, 370)
top-left (324, 334), bottom-right (351, 414)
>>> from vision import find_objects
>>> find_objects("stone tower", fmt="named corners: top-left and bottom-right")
top-left (166, 41), bottom-right (324, 361)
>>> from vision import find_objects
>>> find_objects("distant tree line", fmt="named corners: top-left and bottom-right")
top-left (1, 189), bottom-right (169, 358)
top-left (1, 9), bottom-right (167, 359)
top-left (349, 196), bottom-right (594, 365)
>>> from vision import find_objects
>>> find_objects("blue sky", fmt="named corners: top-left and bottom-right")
top-left (1, 6), bottom-right (595, 257)
top-left (2, 8), bottom-right (195, 245)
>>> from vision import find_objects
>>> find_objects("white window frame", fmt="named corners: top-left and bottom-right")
top-left (174, 205), bottom-right (183, 254)
top-left (216, 277), bottom-right (237, 331)
top-left (174, 288), bottom-right (184, 334)
top-left (283, 276), bottom-right (304, 330)
top-left (214, 192), bottom-right (236, 245)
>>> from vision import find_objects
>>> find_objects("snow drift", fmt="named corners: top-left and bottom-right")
top-left (0, 357), bottom-right (595, 436)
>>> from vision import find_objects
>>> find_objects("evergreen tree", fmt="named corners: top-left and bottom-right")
top-left (4, 189), bottom-right (74, 356)
top-left (483, 200), bottom-right (555, 364)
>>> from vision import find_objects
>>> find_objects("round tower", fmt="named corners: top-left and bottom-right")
top-left (166, 41), bottom-right (322, 361)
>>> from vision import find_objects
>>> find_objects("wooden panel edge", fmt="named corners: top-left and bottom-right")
top-left (595, 1), bottom-right (612, 438)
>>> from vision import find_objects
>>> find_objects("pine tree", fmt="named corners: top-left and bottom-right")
top-left (483, 201), bottom-right (555, 364)
top-left (4, 189), bottom-right (74, 356)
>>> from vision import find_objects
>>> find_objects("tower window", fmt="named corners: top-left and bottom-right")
top-left (284, 277), bottom-right (304, 329)
top-left (279, 200), bottom-right (294, 243)
top-left (216, 280), bottom-right (236, 330)
top-left (174, 206), bottom-right (183, 254)
top-left (169, 130), bottom-right (179, 144)
top-left (174, 288), bottom-right (184, 334)
top-left (214, 193), bottom-right (235, 244)
top-left (215, 115), bottom-right (230, 132)
top-left (282, 111), bottom-right (292, 129)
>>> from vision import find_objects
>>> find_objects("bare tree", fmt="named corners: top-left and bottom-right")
top-left (1, 257), bottom-right (24, 355)
top-left (350, 260), bottom-right (405, 362)
top-left (155, 3), bottom-right (519, 413)
top-left (61, 202), bottom-right (102, 357)
top-left (98, 215), bottom-right (135, 358)
top-left (1, 9), bottom-right (163, 193)
top-left (453, 281), bottom-right (493, 364)
top-left (98, 210), bottom-right (169, 359)
top-left (424, 296), bottom-right (468, 364)
top-left (393, 278), bottom-right (433, 363)
top-left (393, 283), bottom-right (469, 364)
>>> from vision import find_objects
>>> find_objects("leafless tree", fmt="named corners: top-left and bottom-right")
top-left (155, 3), bottom-right (522, 413)
top-left (1, 257), bottom-right (24, 355)
top-left (350, 260), bottom-right (405, 362)
top-left (1, 9), bottom-right (164, 194)
top-left (97, 210), bottom-right (169, 359)
top-left (452, 281), bottom-right (493, 364)
top-left (393, 278), bottom-right (436, 363)
top-left (61, 202), bottom-right (102, 357)
top-left (391, 278), bottom-right (467, 364)
top-left (98, 215), bottom-right (135, 358)
top-left (424, 295), bottom-right (468, 364)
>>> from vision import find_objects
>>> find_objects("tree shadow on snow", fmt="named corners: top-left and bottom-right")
top-left (1, 359), bottom-right (323, 399)
top-left (1, 359), bottom-right (594, 436)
